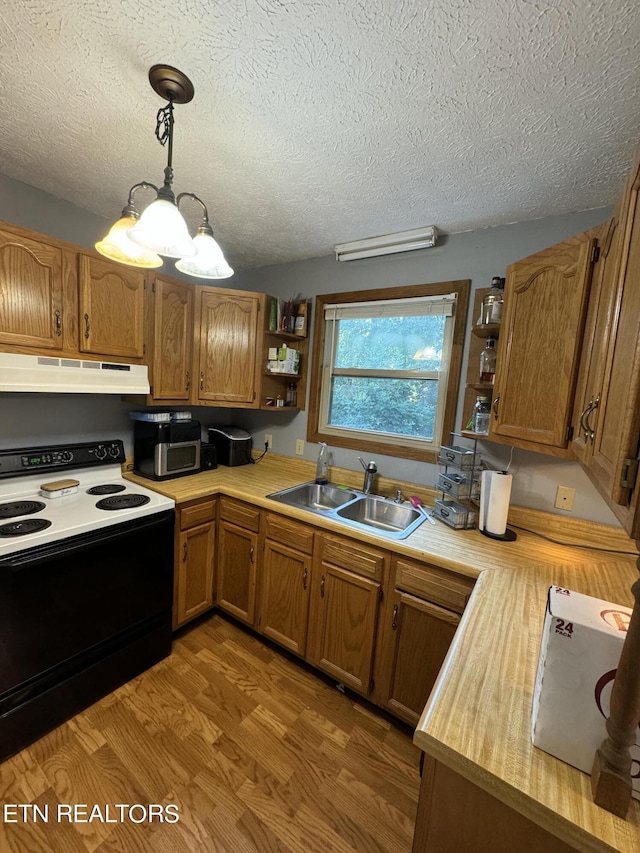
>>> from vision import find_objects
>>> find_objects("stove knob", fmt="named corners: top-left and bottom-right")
top-left (108, 444), bottom-right (121, 458)
top-left (95, 445), bottom-right (107, 460)
top-left (61, 450), bottom-right (74, 462)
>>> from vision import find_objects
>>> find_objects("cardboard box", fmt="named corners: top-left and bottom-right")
top-left (531, 586), bottom-right (638, 799)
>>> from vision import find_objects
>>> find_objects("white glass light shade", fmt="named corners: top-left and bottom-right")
top-left (128, 198), bottom-right (196, 259)
top-left (175, 232), bottom-right (234, 279)
top-left (95, 215), bottom-right (163, 268)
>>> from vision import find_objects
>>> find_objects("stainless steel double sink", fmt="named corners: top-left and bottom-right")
top-left (266, 481), bottom-right (427, 540)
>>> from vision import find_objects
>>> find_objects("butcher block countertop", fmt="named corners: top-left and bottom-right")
top-left (125, 454), bottom-right (640, 851)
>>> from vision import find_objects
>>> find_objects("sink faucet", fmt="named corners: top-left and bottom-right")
top-left (358, 457), bottom-right (378, 495)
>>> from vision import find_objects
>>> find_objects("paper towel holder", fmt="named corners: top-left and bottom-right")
top-left (479, 526), bottom-right (517, 541)
top-left (479, 468), bottom-right (518, 541)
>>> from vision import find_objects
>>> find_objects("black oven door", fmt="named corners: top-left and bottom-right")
top-left (0, 509), bottom-right (174, 761)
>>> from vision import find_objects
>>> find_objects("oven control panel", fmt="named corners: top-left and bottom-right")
top-left (0, 440), bottom-right (126, 478)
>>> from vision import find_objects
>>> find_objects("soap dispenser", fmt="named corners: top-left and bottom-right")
top-left (315, 442), bottom-right (329, 484)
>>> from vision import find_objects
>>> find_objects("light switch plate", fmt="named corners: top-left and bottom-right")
top-left (295, 439), bottom-right (305, 456)
top-left (555, 485), bottom-right (575, 511)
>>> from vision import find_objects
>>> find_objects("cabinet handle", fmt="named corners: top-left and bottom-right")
top-left (183, 542), bottom-right (188, 562)
top-left (200, 371), bottom-right (204, 391)
top-left (302, 566), bottom-right (308, 589)
top-left (586, 394), bottom-right (600, 443)
top-left (492, 393), bottom-right (500, 420)
top-left (84, 313), bottom-right (90, 339)
top-left (392, 604), bottom-right (399, 630)
top-left (54, 309), bottom-right (62, 336)
top-left (320, 575), bottom-right (325, 598)
top-left (580, 397), bottom-right (595, 442)
top-left (185, 370), bottom-right (190, 392)
top-left (250, 545), bottom-right (254, 563)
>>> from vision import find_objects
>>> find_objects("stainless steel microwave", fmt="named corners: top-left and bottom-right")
top-left (133, 420), bottom-right (201, 480)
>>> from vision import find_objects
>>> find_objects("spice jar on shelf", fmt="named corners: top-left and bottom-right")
top-left (473, 395), bottom-right (491, 435)
top-left (479, 337), bottom-right (497, 384)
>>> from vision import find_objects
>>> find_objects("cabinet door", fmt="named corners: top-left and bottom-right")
top-left (175, 521), bottom-right (215, 628)
top-left (78, 254), bottom-right (145, 359)
top-left (588, 152), bottom-right (640, 535)
top-left (491, 233), bottom-right (595, 452)
top-left (216, 520), bottom-right (258, 625)
top-left (150, 275), bottom-right (193, 400)
top-left (0, 227), bottom-right (63, 349)
top-left (571, 217), bottom-right (622, 465)
top-left (376, 591), bottom-right (459, 726)
top-left (259, 539), bottom-right (311, 656)
top-left (308, 561), bottom-right (381, 695)
top-left (197, 289), bottom-right (259, 404)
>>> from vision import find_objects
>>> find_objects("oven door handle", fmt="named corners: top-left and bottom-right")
top-left (0, 510), bottom-right (174, 574)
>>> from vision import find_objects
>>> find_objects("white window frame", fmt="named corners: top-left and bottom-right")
top-left (319, 295), bottom-right (457, 452)
top-left (307, 281), bottom-right (470, 464)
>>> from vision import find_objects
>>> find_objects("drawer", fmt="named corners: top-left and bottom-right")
top-left (179, 498), bottom-right (216, 530)
top-left (393, 557), bottom-right (474, 614)
top-left (434, 498), bottom-right (476, 530)
top-left (219, 496), bottom-right (261, 532)
top-left (318, 533), bottom-right (386, 580)
top-left (265, 513), bottom-right (314, 554)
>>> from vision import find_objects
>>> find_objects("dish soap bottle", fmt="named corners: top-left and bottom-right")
top-left (315, 442), bottom-right (329, 484)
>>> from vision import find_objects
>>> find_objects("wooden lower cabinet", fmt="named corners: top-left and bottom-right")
top-left (258, 514), bottom-right (314, 656)
top-left (376, 592), bottom-right (460, 726)
top-left (307, 533), bottom-right (386, 696)
top-left (375, 557), bottom-right (474, 725)
top-left (216, 498), bottom-right (260, 626)
top-left (413, 755), bottom-right (577, 853)
top-left (174, 499), bottom-right (216, 629)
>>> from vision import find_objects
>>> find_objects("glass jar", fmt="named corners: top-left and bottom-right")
top-left (286, 382), bottom-right (297, 406)
top-left (480, 276), bottom-right (505, 325)
top-left (473, 395), bottom-right (491, 435)
top-left (479, 337), bottom-right (497, 384)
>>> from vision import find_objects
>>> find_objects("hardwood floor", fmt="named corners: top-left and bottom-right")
top-left (0, 614), bottom-right (421, 852)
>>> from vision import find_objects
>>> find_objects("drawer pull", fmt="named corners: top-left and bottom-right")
top-left (392, 604), bottom-right (399, 630)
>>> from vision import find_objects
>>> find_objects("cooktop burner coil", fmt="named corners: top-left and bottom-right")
top-left (0, 518), bottom-right (52, 537)
top-left (95, 494), bottom-right (151, 511)
top-left (0, 501), bottom-right (46, 519)
top-left (86, 484), bottom-right (127, 495)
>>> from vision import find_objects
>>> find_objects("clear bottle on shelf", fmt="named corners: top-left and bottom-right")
top-left (473, 395), bottom-right (491, 435)
top-left (480, 276), bottom-right (505, 324)
top-left (479, 337), bottom-right (497, 383)
top-left (286, 382), bottom-right (297, 406)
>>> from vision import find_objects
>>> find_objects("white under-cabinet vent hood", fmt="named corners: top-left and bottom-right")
top-left (0, 353), bottom-right (150, 394)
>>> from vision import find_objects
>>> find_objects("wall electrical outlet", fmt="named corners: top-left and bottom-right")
top-left (555, 485), bottom-right (576, 511)
top-left (295, 439), bottom-right (305, 456)
top-left (265, 434), bottom-right (273, 450)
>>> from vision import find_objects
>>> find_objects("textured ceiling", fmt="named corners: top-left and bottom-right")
top-left (0, 0), bottom-right (639, 270)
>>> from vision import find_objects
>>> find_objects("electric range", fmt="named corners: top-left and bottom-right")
top-left (0, 439), bottom-right (176, 763)
top-left (0, 440), bottom-right (174, 558)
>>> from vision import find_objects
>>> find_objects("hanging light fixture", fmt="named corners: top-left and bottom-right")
top-left (95, 65), bottom-right (233, 279)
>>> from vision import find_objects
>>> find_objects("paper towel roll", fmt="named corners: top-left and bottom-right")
top-left (479, 470), bottom-right (512, 536)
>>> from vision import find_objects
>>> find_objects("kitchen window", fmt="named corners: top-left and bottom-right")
top-left (307, 280), bottom-right (470, 463)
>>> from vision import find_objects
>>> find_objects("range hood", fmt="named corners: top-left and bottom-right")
top-left (0, 353), bottom-right (150, 394)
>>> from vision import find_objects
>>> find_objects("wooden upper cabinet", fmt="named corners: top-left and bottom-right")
top-left (149, 274), bottom-right (193, 401)
top-left (581, 149), bottom-right (640, 536)
top-left (490, 233), bottom-right (596, 454)
top-left (571, 218), bottom-right (622, 466)
top-left (0, 226), bottom-right (64, 350)
top-left (195, 287), bottom-right (262, 405)
top-left (78, 254), bottom-right (145, 359)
